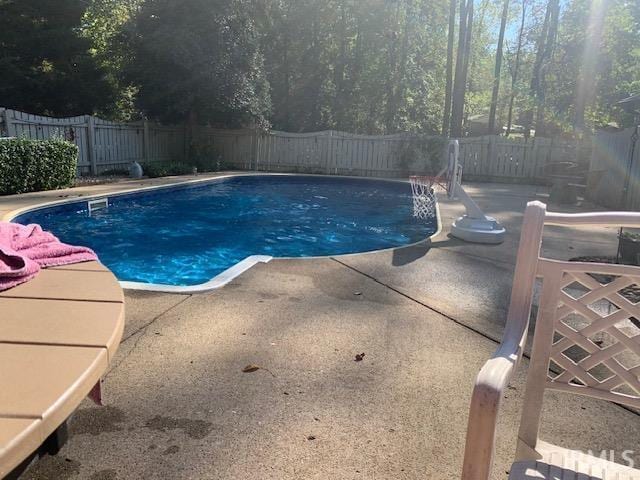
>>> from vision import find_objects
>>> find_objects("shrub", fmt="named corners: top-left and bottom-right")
top-left (395, 135), bottom-right (447, 175)
top-left (99, 168), bottom-right (129, 177)
top-left (620, 230), bottom-right (640, 242)
top-left (0, 137), bottom-right (78, 195)
top-left (142, 161), bottom-right (193, 178)
top-left (189, 143), bottom-right (229, 172)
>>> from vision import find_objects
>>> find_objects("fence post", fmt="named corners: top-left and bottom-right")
top-left (486, 135), bottom-right (496, 176)
top-left (143, 120), bottom-right (150, 163)
top-left (86, 115), bottom-right (97, 175)
top-left (252, 128), bottom-right (259, 170)
top-left (3, 109), bottom-right (16, 137)
top-left (531, 138), bottom-right (539, 178)
top-left (323, 131), bottom-right (331, 174)
top-left (183, 123), bottom-right (189, 162)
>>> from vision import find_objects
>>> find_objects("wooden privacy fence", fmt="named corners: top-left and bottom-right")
top-left (194, 128), bottom-right (422, 178)
top-left (1, 107), bottom-right (583, 183)
top-left (195, 128), bottom-right (581, 182)
top-left (458, 135), bottom-right (581, 181)
top-left (588, 126), bottom-right (640, 210)
top-left (0, 108), bottom-right (186, 175)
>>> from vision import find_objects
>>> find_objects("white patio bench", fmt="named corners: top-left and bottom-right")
top-left (462, 201), bottom-right (640, 480)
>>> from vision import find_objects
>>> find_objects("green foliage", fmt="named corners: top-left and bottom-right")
top-left (142, 162), bottom-right (193, 178)
top-left (2, 0), bottom-right (639, 137)
top-left (81, 0), bottom-right (143, 121)
top-left (620, 230), bottom-right (640, 242)
top-left (258, 0), bottom-right (449, 134)
top-left (395, 136), bottom-right (448, 174)
top-left (0, 138), bottom-right (78, 195)
top-left (0, 0), bottom-right (116, 116)
top-left (123, 0), bottom-right (271, 127)
top-left (99, 168), bottom-right (129, 176)
top-left (189, 144), bottom-right (229, 173)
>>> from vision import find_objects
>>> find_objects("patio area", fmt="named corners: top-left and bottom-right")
top-left (4, 177), bottom-right (638, 479)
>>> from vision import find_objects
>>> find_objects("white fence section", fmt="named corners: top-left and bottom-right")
top-left (0, 108), bottom-right (186, 175)
top-left (196, 128), bottom-right (580, 181)
top-left (458, 135), bottom-right (580, 181)
top-left (1, 107), bottom-right (585, 183)
top-left (589, 126), bottom-right (640, 210)
top-left (194, 128), bottom-right (413, 177)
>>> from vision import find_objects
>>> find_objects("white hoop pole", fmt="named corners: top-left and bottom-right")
top-left (446, 139), bottom-right (506, 243)
top-left (447, 140), bottom-right (460, 199)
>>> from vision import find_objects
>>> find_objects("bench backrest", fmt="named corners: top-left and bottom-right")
top-left (518, 201), bottom-right (640, 451)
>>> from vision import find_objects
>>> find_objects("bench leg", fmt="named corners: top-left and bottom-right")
top-left (42, 421), bottom-right (69, 456)
top-left (4, 421), bottom-right (70, 479)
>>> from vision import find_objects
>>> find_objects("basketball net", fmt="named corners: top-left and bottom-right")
top-left (409, 176), bottom-right (438, 219)
top-left (409, 164), bottom-right (452, 219)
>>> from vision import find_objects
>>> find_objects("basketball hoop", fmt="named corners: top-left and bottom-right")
top-left (409, 175), bottom-right (444, 219)
top-left (410, 140), bottom-right (506, 243)
top-left (409, 141), bottom-right (462, 220)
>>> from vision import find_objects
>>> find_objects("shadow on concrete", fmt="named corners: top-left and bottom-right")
top-left (391, 237), bottom-right (465, 266)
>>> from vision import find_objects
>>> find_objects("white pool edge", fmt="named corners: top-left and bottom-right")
top-left (119, 255), bottom-right (273, 293)
top-left (5, 173), bottom-right (442, 294)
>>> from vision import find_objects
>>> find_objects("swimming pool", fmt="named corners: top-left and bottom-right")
top-left (13, 175), bottom-right (438, 290)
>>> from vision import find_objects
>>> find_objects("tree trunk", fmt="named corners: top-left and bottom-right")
top-left (442, 0), bottom-right (457, 136)
top-left (450, 0), bottom-right (472, 138)
top-left (393, 1), bottom-right (412, 129)
top-left (460, 0), bottom-right (473, 132)
top-left (523, 0), bottom-right (553, 138)
top-left (534, 0), bottom-right (559, 137)
top-left (506, 0), bottom-right (527, 137)
top-left (384, 1), bottom-right (402, 132)
top-left (488, 0), bottom-right (509, 134)
top-left (573, 0), bottom-right (608, 134)
top-left (334, 1), bottom-right (348, 130)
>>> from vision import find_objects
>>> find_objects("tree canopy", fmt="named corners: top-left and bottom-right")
top-left (0, 0), bottom-right (638, 135)
top-left (124, 0), bottom-right (271, 127)
top-left (0, 0), bottom-right (115, 116)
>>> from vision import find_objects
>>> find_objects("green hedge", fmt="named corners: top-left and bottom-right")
top-left (0, 137), bottom-right (78, 195)
top-left (142, 161), bottom-right (193, 178)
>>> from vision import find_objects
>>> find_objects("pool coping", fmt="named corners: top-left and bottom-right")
top-left (4, 173), bottom-right (443, 294)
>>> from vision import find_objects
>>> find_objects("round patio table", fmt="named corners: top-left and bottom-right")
top-left (0, 261), bottom-right (124, 478)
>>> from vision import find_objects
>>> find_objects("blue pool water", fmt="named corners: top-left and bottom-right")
top-left (14, 175), bottom-right (437, 286)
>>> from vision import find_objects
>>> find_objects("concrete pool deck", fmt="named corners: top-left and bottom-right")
top-left (2, 174), bottom-right (638, 479)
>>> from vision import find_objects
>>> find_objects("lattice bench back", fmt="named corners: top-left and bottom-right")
top-left (518, 202), bottom-right (640, 450)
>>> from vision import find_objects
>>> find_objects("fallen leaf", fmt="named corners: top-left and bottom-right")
top-left (242, 364), bottom-right (276, 377)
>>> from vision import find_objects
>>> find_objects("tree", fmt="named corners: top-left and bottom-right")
top-left (487, 0), bottom-right (510, 134)
top-left (124, 0), bottom-right (271, 127)
top-left (442, 0), bottom-right (457, 135)
top-left (0, 0), bottom-right (115, 116)
top-left (505, 0), bottom-right (528, 136)
top-left (522, 0), bottom-right (559, 138)
top-left (572, 0), bottom-right (608, 134)
top-left (81, 0), bottom-right (142, 120)
top-left (449, 0), bottom-right (474, 137)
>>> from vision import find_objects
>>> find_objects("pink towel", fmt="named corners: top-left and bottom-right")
top-left (0, 222), bottom-right (98, 291)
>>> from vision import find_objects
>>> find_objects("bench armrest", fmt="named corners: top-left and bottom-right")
top-left (461, 200), bottom-right (546, 480)
top-left (461, 322), bottom-right (528, 480)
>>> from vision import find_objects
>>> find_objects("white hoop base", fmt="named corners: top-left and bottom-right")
top-left (451, 215), bottom-right (506, 244)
